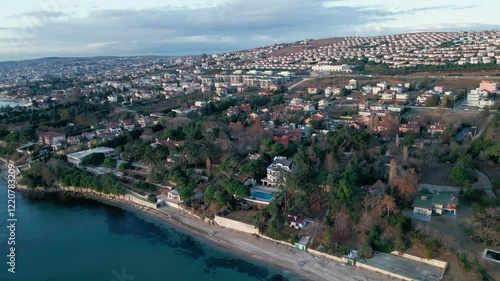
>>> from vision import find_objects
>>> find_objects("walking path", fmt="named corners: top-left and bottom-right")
top-left (288, 78), bottom-right (312, 90)
top-left (473, 169), bottom-right (497, 199)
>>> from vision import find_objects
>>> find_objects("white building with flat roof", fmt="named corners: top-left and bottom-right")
top-left (66, 147), bottom-right (116, 166)
top-left (467, 88), bottom-right (495, 108)
top-left (311, 64), bottom-right (353, 72)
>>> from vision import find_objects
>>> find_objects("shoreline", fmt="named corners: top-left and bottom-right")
top-left (0, 98), bottom-right (25, 104)
top-left (13, 187), bottom-right (391, 281)
top-left (2, 156), bottom-right (391, 281)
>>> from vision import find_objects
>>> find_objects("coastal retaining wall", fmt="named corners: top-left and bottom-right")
top-left (307, 249), bottom-right (346, 264)
top-left (62, 186), bottom-right (159, 209)
top-left (16, 185), bottom-right (159, 209)
top-left (259, 235), bottom-right (425, 281)
top-left (390, 251), bottom-right (448, 268)
top-left (214, 216), bottom-right (259, 234)
top-left (356, 262), bottom-right (418, 281)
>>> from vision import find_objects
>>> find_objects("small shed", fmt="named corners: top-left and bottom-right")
top-left (294, 236), bottom-right (310, 251)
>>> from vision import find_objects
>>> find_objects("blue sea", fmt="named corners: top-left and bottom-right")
top-left (0, 100), bottom-right (24, 108)
top-left (0, 178), bottom-right (302, 281)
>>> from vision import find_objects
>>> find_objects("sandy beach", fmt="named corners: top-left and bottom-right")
top-left (87, 194), bottom-right (392, 281)
top-left (3, 158), bottom-right (392, 281)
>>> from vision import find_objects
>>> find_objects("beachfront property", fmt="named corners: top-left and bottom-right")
top-left (66, 147), bottom-right (116, 166)
top-left (412, 192), bottom-right (459, 216)
top-left (287, 214), bottom-right (308, 229)
top-left (295, 236), bottom-right (310, 251)
top-left (261, 156), bottom-right (293, 186)
top-left (244, 186), bottom-right (281, 209)
top-left (167, 189), bottom-right (182, 203)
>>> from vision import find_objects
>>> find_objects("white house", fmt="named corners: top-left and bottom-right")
top-left (261, 156), bottom-right (293, 186)
top-left (372, 86), bottom-right (383, 94)
top-left (377, 82), bottom-right (388, 91)
top-left (318, 99), bottom-right (331, 109)
top-left (288, 214), bottom-right (307, 229)
top-left (395, 93), bottom-right (409, 101)
top-left (66, 147), bottom-right (116, 166)
top-left (167, 189), bottom-right (182, 203)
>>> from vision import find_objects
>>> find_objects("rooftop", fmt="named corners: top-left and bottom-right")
top-left (66, 147), bottom-right (115, 160)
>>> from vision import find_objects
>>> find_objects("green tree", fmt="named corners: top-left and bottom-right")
top-left (178, 183), bottom-right (195, 201)
top-left (204, 185), bottom-right (216, 203)
top-left (103, 158), bottom-right (117, 169)
top-left (449, 165), bottom-right (471, 185)
top-left (214, 191), bottom-right (229, 206)
top-left (81, 153), bottom-right (105, 166)
top-left (221, 178), bottom-right (250, 200)
top-left (118, 162), bottom-right (132, 170)
top-left (425, 95), bottom-right (440, 107)
top-left (239, 159), bottom-right (267, 179)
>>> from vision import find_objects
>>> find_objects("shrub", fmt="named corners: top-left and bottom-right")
top-left (424, 239), bottom-right (440, 259)
top-left (359, 243), bottom-right (374, 258)
top-left (373, 239), bottom-right (392, 253)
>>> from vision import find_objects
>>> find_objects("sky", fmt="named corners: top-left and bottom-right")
top-left (0, 0), bottom-right (499, 61)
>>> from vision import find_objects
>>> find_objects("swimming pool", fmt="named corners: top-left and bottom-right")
top-left (251, 191), bottom-right (273, 201)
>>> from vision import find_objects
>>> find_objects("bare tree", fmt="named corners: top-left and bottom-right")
top-left (378, 195), bottom-right (398, 217)
top-left (334, 210), bottom-right (350, 238)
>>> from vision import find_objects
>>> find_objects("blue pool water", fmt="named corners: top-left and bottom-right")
top-left (251, 191), bottom-right (273, 201)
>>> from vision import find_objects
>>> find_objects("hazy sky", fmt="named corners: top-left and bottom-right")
top-left (0, 0), bottom-right (498, 61)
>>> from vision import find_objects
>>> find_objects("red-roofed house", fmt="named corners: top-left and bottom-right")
top-left (273, 135), bottom-right (289, 147)
top-left (155, 138), bottom-right (184, 148)
top-left (399, 122), bottom-right (421, 133)
top-left (479, 80), bottom-right (498, 93)
top-left (38, 131), bottom-right (66, 145)
top-left (349, 121), bottom-right (364, 130)
top-left (121, 119), bottom-right (136, 131)
top-left (239, 103), bottom-right (252, 112)
top-left (426, 123), bottom-right (446, 134)
top-left (287, 214), bottom-right (307, 229)
top-left (362, 180), bottom-right (388, 196)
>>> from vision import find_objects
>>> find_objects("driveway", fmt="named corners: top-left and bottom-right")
top-left (407, 210), bottom-right (432, 222)
top-left (472, 169), bottom-right (497, 199)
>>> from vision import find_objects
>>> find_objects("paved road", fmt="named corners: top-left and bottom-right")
top-left (475, 114), bottom-right (494, 139)
top-left (313, 73), bottom-right (496, 80)
top-left (362, 252), bottom-right (442, 281)
top-left (473, 169), bottom-right (497, 199)
top-left (406, 105), bottom-right (482, 113)
top-left (288, 78), bottom-right (313, 90)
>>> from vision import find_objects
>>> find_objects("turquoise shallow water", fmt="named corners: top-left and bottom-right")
top-left (0, 100), bottom-right (24, 108)
top-left (0, 180), bottom-right (303, 281)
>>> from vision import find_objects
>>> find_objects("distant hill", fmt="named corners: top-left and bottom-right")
top-left (0, 55), bottom-right (173, 66)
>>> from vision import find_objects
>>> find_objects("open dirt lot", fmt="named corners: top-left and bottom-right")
top-left (422, 207), bottom-right (500, 281)
top-left (269, 37), bottom-right (344, 56)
